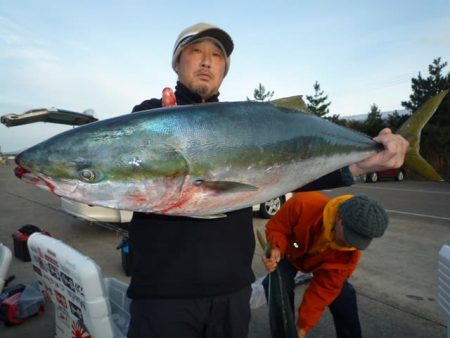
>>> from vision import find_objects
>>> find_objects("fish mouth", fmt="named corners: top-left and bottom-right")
top-left (14, 165), bottom-right (57, 193)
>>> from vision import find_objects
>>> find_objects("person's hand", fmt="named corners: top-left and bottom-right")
top-left (261, 248), bottom-right (281, 272)
top-left (349, 128), bottom-right (409, 177)
top-left (297, 327), bottom-right (307, 338)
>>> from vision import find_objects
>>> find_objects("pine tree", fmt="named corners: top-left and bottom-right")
top-left (365, 104), bottom-right (385, 137)
top-left (402, 58), bottom-right (450, 112)
top-left (386, 110), bottom-right (409, 131)
top-left (346, 119), bottom-right (365, 134)
top-left (327, 114), bottom-right (346, 126)
top-left (248, 83), bottom-right (274, 102)
top-left (305, 81), bottom-right (331, 118)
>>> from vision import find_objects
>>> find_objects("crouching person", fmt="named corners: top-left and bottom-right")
top-left (262, 191), bottom-right (389, 338)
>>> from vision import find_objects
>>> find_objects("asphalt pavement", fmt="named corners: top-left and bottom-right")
top-left (0, 162), bottom-right (449, 338)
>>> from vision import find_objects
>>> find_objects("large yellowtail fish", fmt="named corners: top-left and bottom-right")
top-left (14, 91), bottom-right (447, 216)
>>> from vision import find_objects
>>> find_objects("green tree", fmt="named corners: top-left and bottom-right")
top-left (365, 104), bottom-right (385, 137)
top-left (305, 81), bottom-right (331, 117)
top-left (346, 119), bottom-right (365, 134)
top-left (386, 110), bottom-right (409, 131)
top-left (248, 83), bottom-right (274, 102)
top-left (401, 58), bottom-right (450, 112)
top-left (326, 114), bottom-right (346, 125)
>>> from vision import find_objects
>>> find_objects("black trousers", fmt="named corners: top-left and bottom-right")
top-left (127, 286), bottom-right (251, 338)
top-left (262, 259), bottom-right (362, 338)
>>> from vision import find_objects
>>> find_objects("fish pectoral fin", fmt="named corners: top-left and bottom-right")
top-left (189, 214), bottom-right (227, 219)
top-left (193, 180), bottom-right (258, 193)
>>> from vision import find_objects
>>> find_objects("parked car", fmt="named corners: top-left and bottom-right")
top-left (363, 167), bottom-right (406, 183)
top-left (1, 107), bottom-right (96, 127)
top-left (61, 193), bottom-right (293, 224)
top-left (253, 194), bottom-right (291, 218)
top-left (60, 198), bottom-right (133, 223)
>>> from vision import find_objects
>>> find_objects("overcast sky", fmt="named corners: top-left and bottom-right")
top-left (1, 0), bottom-right (449, 152)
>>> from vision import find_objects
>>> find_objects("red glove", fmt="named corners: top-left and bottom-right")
top-left (162, 87), bottom-right (177, 107)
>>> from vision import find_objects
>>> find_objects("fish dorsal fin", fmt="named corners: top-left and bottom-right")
top-left (193, 180), bottom-right (258, 193)
top-left (271, 95), bottom-right (309, 113)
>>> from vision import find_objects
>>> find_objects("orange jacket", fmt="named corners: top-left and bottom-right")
top-left (265, 191), bottom-right (361, 332)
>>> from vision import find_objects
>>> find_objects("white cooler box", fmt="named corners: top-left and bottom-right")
top-left (27, 233), bottom-right (130, 338)
top-left (438, 244), bottom-right (450, 338)
top-left (0, 243), bottom-right (13, 292)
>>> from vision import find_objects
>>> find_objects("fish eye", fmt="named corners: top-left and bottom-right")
top-left (79, 168), bottom-right (97, 182)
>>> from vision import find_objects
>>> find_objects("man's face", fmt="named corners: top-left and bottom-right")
top-left (334, 217), bottom-right (350, 247)
top-left (175, 38), bottom-right (226, 101)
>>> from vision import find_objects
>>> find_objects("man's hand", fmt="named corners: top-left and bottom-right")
top-left (349, 128), bottom-right (409, 177)
top-left (298, 327), bottom-right (307, 338)
top-left (262, 248), bottom-right (281, 272)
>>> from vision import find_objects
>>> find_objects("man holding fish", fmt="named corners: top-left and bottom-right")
top-left (126, 22), bottom-right (408, 338)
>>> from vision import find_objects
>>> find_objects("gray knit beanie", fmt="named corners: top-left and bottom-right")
top-left (338, 195), bottom-right (389, 250)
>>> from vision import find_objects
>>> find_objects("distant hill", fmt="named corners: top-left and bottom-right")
top-left (342, 109), bottom-right (409, 121)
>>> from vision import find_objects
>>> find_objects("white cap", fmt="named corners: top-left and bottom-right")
top-left (172, 22), bottom-right (233, 76)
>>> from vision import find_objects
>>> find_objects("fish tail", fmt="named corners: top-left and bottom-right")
top-left (396, 90), bottom-right (449, 181)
